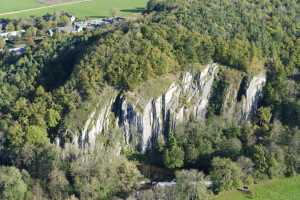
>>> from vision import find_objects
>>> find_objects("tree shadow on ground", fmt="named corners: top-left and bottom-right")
top-left (120, 7), bottom-right (145, 14)
top-left (85, 15), bottom-right (107, 19)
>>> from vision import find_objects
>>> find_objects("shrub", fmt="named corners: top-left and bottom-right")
top-left (210, 157), bottom-right (243, 192)
top-left (0, 166), bottom-right (28, 200)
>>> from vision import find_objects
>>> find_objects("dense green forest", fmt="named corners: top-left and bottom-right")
top-left (0, 0), bottom-right (299, 199)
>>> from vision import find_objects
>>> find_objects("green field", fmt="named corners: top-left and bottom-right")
top-left (0, 0), bottom-right (148, 18)
top-left (215, 176), bottom-right (300, 200)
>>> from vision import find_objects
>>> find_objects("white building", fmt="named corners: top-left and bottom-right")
top-left (0, 30), bottom-right (25, 39)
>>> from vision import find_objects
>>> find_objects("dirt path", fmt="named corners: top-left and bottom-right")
top-left (0, 0), bottom-right (94, 16)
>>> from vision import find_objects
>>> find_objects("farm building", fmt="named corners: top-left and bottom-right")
top-left (0, 30), bottom-right (25, 39)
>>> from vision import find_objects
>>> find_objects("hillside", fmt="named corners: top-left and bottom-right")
top-left (0, 0), bottom-right (299, 199)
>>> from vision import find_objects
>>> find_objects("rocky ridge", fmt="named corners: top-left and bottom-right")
top-left (68, 64), bottom-right (266, 151)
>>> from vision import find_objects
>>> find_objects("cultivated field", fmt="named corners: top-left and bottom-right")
top-left (0, 0), bottom-right (148, 18)
top-left (215, 176), bottom-right (300, 200)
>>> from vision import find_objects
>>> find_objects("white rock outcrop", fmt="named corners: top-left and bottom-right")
top-left (241, 72), bottom-right (267, 120)
top-left (72, 64), bottom-right (266, 151)
top-left (114, 64), bottom-right (218, 152)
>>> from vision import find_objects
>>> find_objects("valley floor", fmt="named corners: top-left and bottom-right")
top-left (215, 176), bottom-right (300, 200)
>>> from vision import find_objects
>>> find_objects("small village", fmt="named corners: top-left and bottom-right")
top-left (0, 15), bottom-right (124, 55)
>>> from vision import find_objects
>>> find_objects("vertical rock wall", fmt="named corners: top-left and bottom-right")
top-left (71, 64), bottom-right (266, 151)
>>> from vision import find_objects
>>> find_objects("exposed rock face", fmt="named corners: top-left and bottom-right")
top-left (71, 64), bottom-right (266, 151)
top-left (241, 73), bottom-right (267, 120)
top-left (113, 64), bottom-right (218, 152)
top-left (113, 97), bottom-right (162, 152)
top-left (76, 96), bottom-right (115, 148)
top-left (220, 71), bottom-right (267, 121)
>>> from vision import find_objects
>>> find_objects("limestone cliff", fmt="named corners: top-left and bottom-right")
top-left (68, 64), bottom-right (266, 151)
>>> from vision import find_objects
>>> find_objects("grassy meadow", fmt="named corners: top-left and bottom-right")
top-left (215, 176), bottom-right (300, 200)
top-left (0, 0), bottom-right (148, 18)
